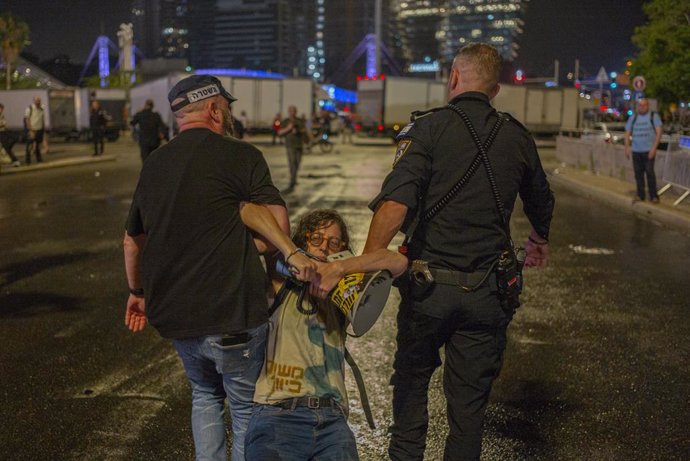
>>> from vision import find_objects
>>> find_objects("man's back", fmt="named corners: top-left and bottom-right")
top-left (132, 109), bottom-right (163, 145)
top-left (372, 92), bottom-right (552, 272)
top-left (126, 128), bottom-right (284, 338)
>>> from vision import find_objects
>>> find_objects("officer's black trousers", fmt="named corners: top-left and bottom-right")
top-left (389, 282), bottom-right (510, 461)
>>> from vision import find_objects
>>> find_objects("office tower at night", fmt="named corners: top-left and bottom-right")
top-left (393, 0), bottom-right (527, 74)
top-left (131, 0), bottom-right (190, 59)
top-left (131, 0), bottom-right (318, 76)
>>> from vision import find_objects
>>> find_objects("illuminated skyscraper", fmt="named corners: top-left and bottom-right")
top-left (394, 0), bottom-right (527, 74)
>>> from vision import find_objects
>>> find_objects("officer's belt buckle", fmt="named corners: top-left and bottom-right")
top-left (307, 396), bottom-right (320, 409)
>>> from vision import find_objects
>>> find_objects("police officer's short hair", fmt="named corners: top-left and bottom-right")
top-left (456, 43), bottom-right (502, 89)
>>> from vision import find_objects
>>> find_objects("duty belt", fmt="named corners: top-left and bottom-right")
top-left (271, 396), bottom-right (337, 410)
top-left (428, 267), bottom-right (496, 288)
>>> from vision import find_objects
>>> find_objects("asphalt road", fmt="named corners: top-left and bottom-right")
top-left (0, 137), bottom-right (688, 460)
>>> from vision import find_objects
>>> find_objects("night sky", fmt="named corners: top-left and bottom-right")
top-left (5, 0), bottom-right (648, 79)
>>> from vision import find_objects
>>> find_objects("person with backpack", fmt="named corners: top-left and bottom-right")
top-left (245, 209), bottom-right (407, 461)
top-left (624, 98), bottom-right (663, 203)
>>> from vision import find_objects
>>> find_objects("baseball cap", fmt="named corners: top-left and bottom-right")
top-left (168, 75), bottom-right (237, 112)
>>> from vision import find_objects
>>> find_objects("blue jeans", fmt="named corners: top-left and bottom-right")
top-left (173, 323), bottom-right (267, 461)
top-left (245, 404), bottom-right (359, 460)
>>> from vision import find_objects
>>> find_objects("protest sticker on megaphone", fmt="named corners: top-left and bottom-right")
top-left (327, 251), bottom-right (394, 337)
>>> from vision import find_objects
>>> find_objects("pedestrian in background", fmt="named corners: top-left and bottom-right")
top-left (239, 110), bottom-right (249, 133)
top-left (272, 113), bottom-right (282, 145)
top-left (123, 75), bottom-right (317, 461)
top-left (0, 103), bottom-right (21, 167)
top-left (23, 96), bottom-right (45, 165)
top-left (129, 99), bottom-right (165, 163)
top-left (246, 209), bottom-right (407, 461)
top-left (341, 114), bottom-right (354, 144)
top-left (89, 100), bottom-right (109, 156)
top-left (278, 105), bottom-right (306, 192)
top-left (624, 98), bottom-right (663, 203)
top-left (363, 43), bottom-right (554, 460)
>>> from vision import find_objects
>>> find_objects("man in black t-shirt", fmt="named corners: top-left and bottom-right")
top-left (129, 99), bottom-right (165, 163)
top-left (123, 75), bottom-right (317, 460)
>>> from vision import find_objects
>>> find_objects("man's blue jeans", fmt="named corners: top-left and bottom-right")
top-left (245, 404), bottom-right (359, 460)
top-left (173, 323), bottom-right (267, 461)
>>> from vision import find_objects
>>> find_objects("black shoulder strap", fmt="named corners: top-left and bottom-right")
top-left (421, 106), bottom-right (505, 224)
top-left (344, 347), bottom-right (376, 430)
top-left (445, 105), bottom-right (513, 246)
top-left (402, 107), bottom-right (505, 241)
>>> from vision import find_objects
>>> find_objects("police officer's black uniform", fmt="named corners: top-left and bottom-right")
top-left (369, 91), bottom-right (554, 460)
top-left (130, 108), bottom-right (165, 163)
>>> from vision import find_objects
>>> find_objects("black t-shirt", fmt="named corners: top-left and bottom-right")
top-left (89, 109), bottom-right (107, 130)
top-left (126, 128), bottom-right (285, 339)
top-left (370, 92), bottom-right (554, 272)
top-left (130, 109), bottom-right (165, 146)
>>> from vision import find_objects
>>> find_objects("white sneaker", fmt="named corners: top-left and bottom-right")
top-left (12, 161), bottom-right (21, 167)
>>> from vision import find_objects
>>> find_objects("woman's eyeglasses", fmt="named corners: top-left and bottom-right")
top-left (307, 233), bottom-right (346, 251)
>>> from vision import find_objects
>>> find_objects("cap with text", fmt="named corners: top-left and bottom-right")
top-left (168, 75), bottom-right (237, 112)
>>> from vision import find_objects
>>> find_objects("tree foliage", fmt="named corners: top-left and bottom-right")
top-left (0, 13), bottom-right (30, 90)
top-left (631, 0), bottom-right (690, 104)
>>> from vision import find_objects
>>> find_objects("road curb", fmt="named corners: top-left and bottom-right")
top-left (0, 155), bottom-right (117, 175)
top-left (549, 171), bottom-right (690, 236)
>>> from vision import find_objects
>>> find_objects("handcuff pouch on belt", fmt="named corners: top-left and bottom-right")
top-left (409, 259), bottom-right (434, 296)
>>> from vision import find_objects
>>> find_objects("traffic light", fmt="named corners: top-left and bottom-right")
top-left (514, 69), bottom-right (524, 84)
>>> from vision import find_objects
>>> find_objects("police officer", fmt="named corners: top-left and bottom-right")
top-left (363, 43), bottom-right (554, 460)
top-left (130, 99), bottom-right (166, 163)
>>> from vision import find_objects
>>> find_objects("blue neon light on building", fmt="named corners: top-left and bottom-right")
top-left (195, 68), bottom-right (287, 79)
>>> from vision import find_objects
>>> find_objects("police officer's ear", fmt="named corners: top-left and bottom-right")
top-left (488, 83), bottom-right (500, 100)
top-left (448, 68), bottom-right (459, 93)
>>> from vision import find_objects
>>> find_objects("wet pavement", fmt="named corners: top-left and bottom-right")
top-left (0, 135), bottom-right (688, 460)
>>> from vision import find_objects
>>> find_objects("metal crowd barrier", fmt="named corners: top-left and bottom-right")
top-left (555, 134), bottom-right (690, 206)
top-left (658, 135), bottom-right (690, 206)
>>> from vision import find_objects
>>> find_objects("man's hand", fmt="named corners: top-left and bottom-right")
top-left (648, 148), bottom-right (656, 160)
top-left (524, 238), bottom-right (549, 268)
top-left (286, 251), bottom-right (318, 284)
top-left (624, 146), bottom-right (630, 160)
top-left (310, 260), bottom-right (345, 299)
top-left (125, 295), bottom-right (147, 332)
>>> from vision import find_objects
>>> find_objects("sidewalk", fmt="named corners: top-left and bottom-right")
top-left (0, 141), bottom-right (116, 175)
top-left (543, 154), bottom-right (690, 235)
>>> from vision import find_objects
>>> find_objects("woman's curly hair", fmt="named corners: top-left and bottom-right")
top-left (292, 209), bottom-right (350, 252)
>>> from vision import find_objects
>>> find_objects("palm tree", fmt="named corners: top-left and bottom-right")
top-left (0, 14), bottom-right (30, 90)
